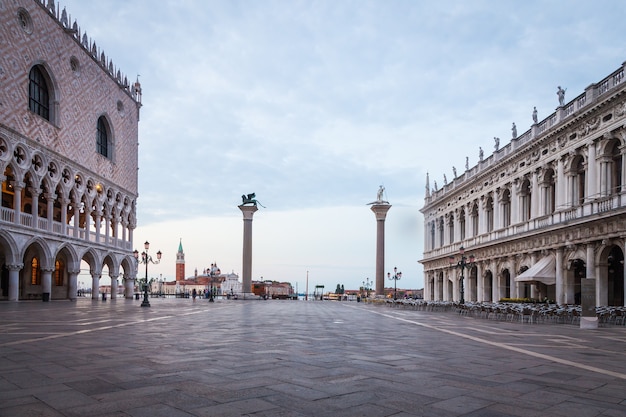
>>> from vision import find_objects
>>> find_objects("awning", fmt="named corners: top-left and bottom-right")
top-left (515, 255), bottom-right (556, 285)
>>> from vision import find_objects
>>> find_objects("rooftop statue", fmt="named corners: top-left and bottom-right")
top-left (369, 185), bottom-right (389, 204)
top-left (241, 193), bottom-right (265, 208)
top-left (557, 86), bottom-right (567, 106)
top-left (532, 106), bottom-right (538, 124)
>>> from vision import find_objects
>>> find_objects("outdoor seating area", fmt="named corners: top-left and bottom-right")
top-left (372, 299), bottom-right (626, 326)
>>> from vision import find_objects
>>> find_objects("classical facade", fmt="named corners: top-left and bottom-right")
top-left (420, 61), bottom-right (626, 308)
top-left (0, 1), bottom-right (141, 301)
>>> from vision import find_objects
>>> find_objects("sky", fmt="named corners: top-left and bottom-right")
top-left (66, 0), bottom-right (626, 293)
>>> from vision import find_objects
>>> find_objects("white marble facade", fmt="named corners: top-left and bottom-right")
top-left (421, 61), bottom-right (626, 308)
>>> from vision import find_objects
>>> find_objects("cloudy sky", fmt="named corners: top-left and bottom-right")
top-left (67, 0), bottom-right (626, 293)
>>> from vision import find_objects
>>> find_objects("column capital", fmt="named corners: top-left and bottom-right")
top-left (6, 263), bottom-right (23, 271)
top-left (238, 204), bottom-right (258, 220)
top-left (370, 203), bottom-right (391, 221)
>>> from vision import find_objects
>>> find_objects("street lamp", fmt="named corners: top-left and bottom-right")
top-left (362, 277), bottom-right (373, 298)
top-left (133, 241), bottom-right (162, 307)
top-left (387, 267), bottom-right (402, 300)
top-left (448, 246), bottom-right (475, 304)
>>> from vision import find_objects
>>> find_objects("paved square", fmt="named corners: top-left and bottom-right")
top-left (1, 299), bottom-right (625, 416)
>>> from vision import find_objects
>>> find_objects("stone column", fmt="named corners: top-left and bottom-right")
top-left (110, 274), bottom-right (118, 299)
top-left (42, 267), bottom-right (53, 302)
top-left (46, 192), bottom-right (55, 232)
top-left (125, 276), bottom-right (136, 299)
top-left (555, 248), bottom-right (564, 305)
top-left (68, 269), bottom-right (79, 301)
top-left (92, 272), bottom-right (101, 300)
top-left (239, 204), bottom-right (258, 296)
top-left (370, 203), bottom-right (391, 297)
top-left (7, 264), bottom-right (22, 301)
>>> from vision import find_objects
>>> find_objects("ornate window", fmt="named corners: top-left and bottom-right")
top-left (459, 208), bottom-right (466, 241)
top-left (96, 116), bottom-right (110, 158)
top-left (54, 260), bottom-right (64, 286)
top-left (501, 189), bottom-right (511, 227)
top-left (470, 202), bottom-right (479, 237)
top-left (520, 179), bottom-right (531, 221)
top-left (29, 66), bottom-right (50, 120)
top-left (31, 257), bottom-right (41, 285)
top-left (486, 196), bottom-right (494, 232)
top-left (610, 141), bottom-right (622, 195)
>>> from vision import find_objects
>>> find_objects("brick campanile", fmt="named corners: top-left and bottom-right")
top-left (176, 239), bottom-right (185, 282)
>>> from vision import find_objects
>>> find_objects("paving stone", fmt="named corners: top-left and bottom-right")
top-left (1, 299), bottom-right (626, 416)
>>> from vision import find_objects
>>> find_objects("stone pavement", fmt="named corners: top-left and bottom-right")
top-left (1, 298), bottom-right (626, 417)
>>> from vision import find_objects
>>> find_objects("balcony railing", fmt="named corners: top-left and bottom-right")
top-left (423, 194), bottom-right (625, 263)
top-left (0, 206), bottom-right (131, 250)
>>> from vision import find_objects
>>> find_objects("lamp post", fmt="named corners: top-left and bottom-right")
top-left (133, 241), bottom-right (162, 307)
top-left (208, 269), bottom-right (215, 302)
top-left (362, 277), bottom-right (373, 298)
top-left (387, 267), bottom-right (402, 300)
top-left (448, 246), bottom-right (475, 304)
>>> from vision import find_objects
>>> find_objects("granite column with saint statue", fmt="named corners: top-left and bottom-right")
top-left (369, 186), bottom-right (391, 297)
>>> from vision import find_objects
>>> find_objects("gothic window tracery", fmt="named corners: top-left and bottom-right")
top-left (29, 66), bottom-right (50, 120)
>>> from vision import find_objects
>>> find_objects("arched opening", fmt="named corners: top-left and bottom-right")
top-left (483, 270), bottom-right (493, 301)
top-left (518, 265), bottom-right (532, 299)
top-left (607, 246), bottom-right (624, 306)
top-left (501, 269), bottom-right (511, 299)
top-left (568, 259), bottom-right (585, 304)
top-left (467, 265), bottom-right (477, 301)
top-left (2, 166), bottom-right (15, 209)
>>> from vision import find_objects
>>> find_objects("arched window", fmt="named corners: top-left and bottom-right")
top-left (470, 202), bottom-right (479, 237)
top-left (542, 169), bottom-right (556, 215)
top-left (501, 189), bottom-right (511, 227)
top-left (438, 217), bottom-right (444, 247)
top-left (574, 157), bottom-right (586, 205)
top-left (459, 208), bottom-right (466, 241)
top-left (486, 196), bottom-right (494, 232)
top-left (54, 259), bottom-right (64, 286)
top-left (520, 179), bottom-right (531, 221)
top-left (29, 66), bottom-right (50, 120)
top-left (610, 141), bottom-right (622, 195)
top-left (97, 116), bottom-right (110, 158)
top-left (31, 257), bottom-right (41, 285)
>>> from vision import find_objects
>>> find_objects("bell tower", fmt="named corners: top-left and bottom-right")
top-left (176, 239), bottom-right (185, 281)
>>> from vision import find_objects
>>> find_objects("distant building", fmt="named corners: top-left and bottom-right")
top-left (251, 280), bottom-right (294, 299)
top-left (160, 261), bottom-right (240, 297)
top-left (0, 1), bottom-right (141, 301)
top-left (176, 239), bottom-right (185, 281)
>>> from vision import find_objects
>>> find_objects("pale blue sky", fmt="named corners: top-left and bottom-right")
top-left (66, 0), bottom-right (626, 292)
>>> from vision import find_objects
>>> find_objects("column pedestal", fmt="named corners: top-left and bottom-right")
top-left (370, 203), bottom-right (391, 297)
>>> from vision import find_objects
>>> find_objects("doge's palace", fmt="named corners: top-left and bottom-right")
top-left (0, 0), bottom-right (141, 301)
